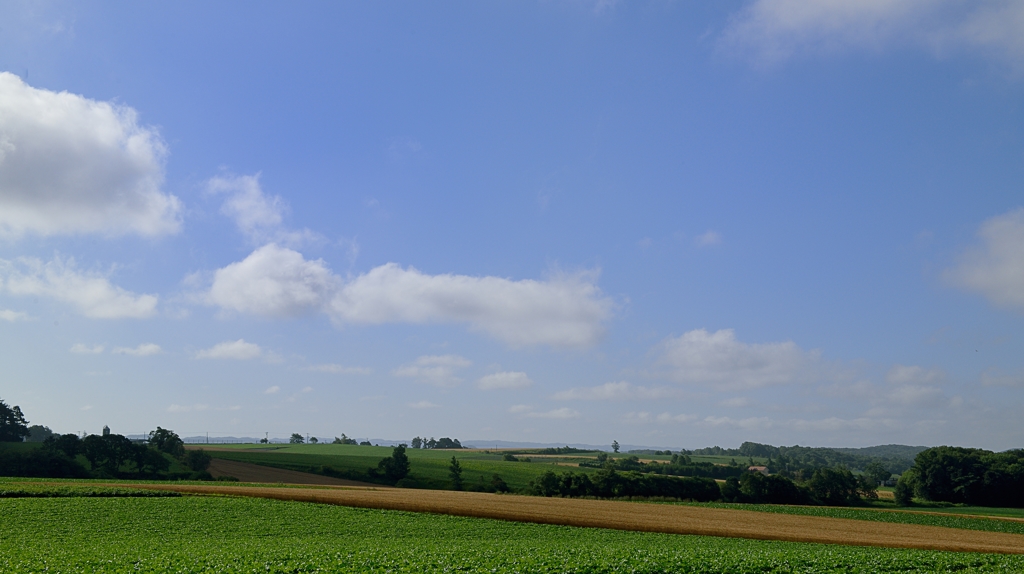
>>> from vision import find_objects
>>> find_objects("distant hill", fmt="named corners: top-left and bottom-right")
top-left (829, 444), bottom-right (928, 459)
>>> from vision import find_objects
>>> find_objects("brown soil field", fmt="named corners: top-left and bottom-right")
top-left (206, 458), bottom-right (384, 487)
top-left (107, 483), bottom-right (1024, 554)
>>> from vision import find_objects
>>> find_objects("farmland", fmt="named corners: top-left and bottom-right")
top-left (200, 443), bottom-right (610, 490)
top-left (4, 493), bottom-right (1024, 573)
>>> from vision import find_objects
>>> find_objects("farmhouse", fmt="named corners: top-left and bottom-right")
top-left (747, 465), bottom-right (769, 475)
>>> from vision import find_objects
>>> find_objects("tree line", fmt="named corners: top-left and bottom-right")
top-left (895, 446), bottom-right (1024, 507)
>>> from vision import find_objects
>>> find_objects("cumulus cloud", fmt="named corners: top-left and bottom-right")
top-left (657, 328), bottom-right (818, 390)
top-left (720, 0), bottom-right (1024, 69)
top-left (551, 381), bottom-right (683, 401)
top-left (0, 308), bottom-right (30, 322)
top-left (624, 411), bottom-right (698, 424)
top-left (264, 385), bottom-right (280, 394)
top-left (0, 255), bottom-right (158, 318)
top-left (70, 343), bottom-right (104, 354)
top-left (525, 407), bottom-right (580, 419)
top-left (886, 384), bottom-right (947, 407)
top-left (306, 364), bottom-right (373, 375)
top-left (196, 339), bottom-right (263, 360)
top-left (945, 208), bottom-right (1024, 311)
top-left (886, 364), bottom-right (945, 385)
top-left (477, 371), bottom-right (533, 390)
top-left (112, 343), bottom-right (162, 356)
top-left (409, 400), bottom-right (440, 409)
top-left (206, 244), bottom-right (338, 317)
top-left (329, 264), bottom-right (612, 347)
top-left (507, 404), bottom-right (532, 414)
top-left (0, 72), bottom-right (180, 238)
top-left (201, 245), bottom-right (612, 347)
top-left (393, 355), bottom-right (471, 387)
top-left (206, 174), bottom-right (319, 247)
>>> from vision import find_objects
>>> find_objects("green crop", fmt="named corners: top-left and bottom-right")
top-left (2, 496), bottom-right (1023, 573)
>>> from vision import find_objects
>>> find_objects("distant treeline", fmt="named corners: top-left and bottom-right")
top-left (410, 437), bottom-right (464, 449)
top-left (686, 442), bottom-right (921, 475)
top-left (529, 466), bottom-right (877, 505)
top-left (580, 453), bottom-right (746, 480)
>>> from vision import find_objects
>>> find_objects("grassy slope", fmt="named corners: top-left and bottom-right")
top-left (3, 495), bottom-right (1022, 573)
top-left (202, 444), bottom-right (614, 490)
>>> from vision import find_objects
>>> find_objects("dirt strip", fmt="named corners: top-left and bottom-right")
top-left (206, 459), bottom-right (384, 487)
top-left (107, 483), bottom-right (1024, 554)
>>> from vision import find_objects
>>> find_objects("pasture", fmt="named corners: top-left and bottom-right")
top-left (3, 490), bottom-right (1024, 573)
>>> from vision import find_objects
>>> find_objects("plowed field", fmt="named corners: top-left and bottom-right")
top-left (110, 483), bottom-right (1024, 554)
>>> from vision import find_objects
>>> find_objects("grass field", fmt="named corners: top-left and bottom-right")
top-left (201, 443), bottom-right (607, 490)
top-left (3, 493), bottom-right (1023, 573)
top-left (672, 502), bottom-right (1024, 536)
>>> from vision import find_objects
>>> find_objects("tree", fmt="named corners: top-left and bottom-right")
top-left (26, 425), bottom-right (55, 442)
top-left (80, 435), bottom-right (109, 471)
top-left (183, 448), bottom-right (212, 471)
top-left (863, 461), bottom-right (891, 486)
top-left (490, 473), bottom-right (510, 493)
top-left (290, 433), bottom-right (305, 444)
top-left (148, 427), bottom-right (185, 457)
top-left (894, 471), bottom-right (916, 506)
top-left (44, 434), bottom-right (82, 459)
top-left (374, 445), bottom-right (411, 483)
top-left (449, 456), bottom-right (464, 491)
top-left (806, 467), bottom-right (861, 506)
top-left (611, 440), bottom-right (619, 453)
top-left (411, 436), bottom-right (423, 449)
top-left (0, 399), bottom-right (30, 442)
top-left (309, 436), bottom-right (318, 444)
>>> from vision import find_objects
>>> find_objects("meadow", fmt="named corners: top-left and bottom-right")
top-left (3, 492), bottom-right (1024, 573)
top-left (198, 443), bottom-right (759, 491)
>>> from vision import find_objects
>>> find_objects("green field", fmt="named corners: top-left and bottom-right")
top-left (3, 493), bottom-right (1022, 573)
top-left (204, 444), bottom-right (609, 490)
top-left (671, 501), bottom-right (1024, 536)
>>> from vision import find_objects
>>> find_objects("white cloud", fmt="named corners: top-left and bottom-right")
top-left (719, 397), bottom-right (754, 408)
top-left (112, 343), bottom-right (162, 357)
top-left (657, 329), bottom-right (818, 390)
top-left (393, 355), bottom-right (471, 387)
top-left (0, 308), bottom-right (30, 321)
top-left (264, 385), bottom-right (280, 394)
top-left (306, 364), bottom-right (373, 375)
top-left (329, 264), bottom-right (612, 348)
top-left (0, 72), bottom-right (180, 238)
top-left (477, 371), bottom-right (533, 390)
top-left (945, 208), bottom-right (1024, 311)
top-left (886, 364), bottom-right (944, 385)
top-left (202, 245), bottom-right (612, 347)
top-left (70, 343), bottom-right (104, 354)
top-left (206, 244), bottom-right (338, 318)
top-left (409, 400), bottom-right (440, 409)
top-left (0, 255), bottom-right (158, 318)
top-left (700, 415), bottom-right (773, 430)
top-left (886, 384), bottom-right (947, 408)
top-left (507, 404), bottom-right (532, 414)
top-left (206, 174), bottom-right (319, 247)
top-left (720, 0), bottom-right (1024, 69)
top-left (695, 230), bottom-right (721, 247)
top-left (525, 407), bottom-right (580, 419)
top-left (167, 404), bottom-right (209, 413)
top-left (551, 381), bottom-right (683, 401)
top-left (981, 367), bottom-right (1024, 388)
top-left (623, 411), bottom-right (698, 424)
top-left (196, 339), bottom-right (263, 360)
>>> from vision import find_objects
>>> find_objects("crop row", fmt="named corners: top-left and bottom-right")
top-left (2, 496), bottom-right (1023, 572)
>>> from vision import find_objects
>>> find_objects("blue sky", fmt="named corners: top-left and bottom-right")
top-left (1, 0), bottom-right (1022, 449)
